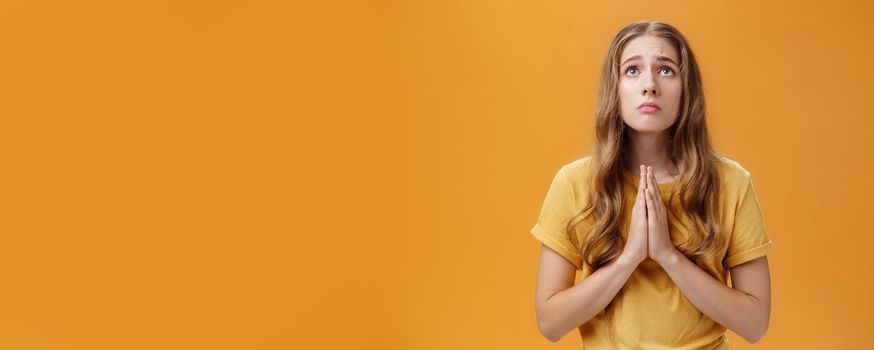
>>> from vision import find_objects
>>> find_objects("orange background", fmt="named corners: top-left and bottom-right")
top-left (0, 1), bottom-right (871, 349)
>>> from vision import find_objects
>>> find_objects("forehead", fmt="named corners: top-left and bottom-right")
top-left (620, 35), bottom-right (679, 64)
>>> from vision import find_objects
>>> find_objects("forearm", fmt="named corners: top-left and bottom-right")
top-left (539, 255), bottom-right (638, 342)
top-left (657, 251), bottom-right (768, 343)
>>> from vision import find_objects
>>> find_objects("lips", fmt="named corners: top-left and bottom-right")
top-left (638, 101), bottom-right (660, 110)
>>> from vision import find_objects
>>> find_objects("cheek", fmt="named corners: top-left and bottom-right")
top-left (665, 81), bottom-right (682, 101)
top-left (618, 81), bottom-right (636, 106)
top-left (619, 79), bottom-right (636, 94)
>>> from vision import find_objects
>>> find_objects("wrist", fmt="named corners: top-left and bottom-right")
top-left (618, 252), bottom-right (644, 268)
top-left (654, 249), bottom-right (681, 267)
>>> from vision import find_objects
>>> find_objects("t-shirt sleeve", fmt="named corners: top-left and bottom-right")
top-left (723, 174), bottom-right (775, 269)
top-left (530, 165), bottom-right (583, 270)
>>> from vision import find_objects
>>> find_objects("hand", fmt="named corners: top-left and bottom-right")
top-left (620, 165), bottom-right (649, 266)
top-left (643, 166), bottom-right (679, 265)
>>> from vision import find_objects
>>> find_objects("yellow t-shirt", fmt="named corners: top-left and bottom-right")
top-left (530, 155), bottom-right (774, 349)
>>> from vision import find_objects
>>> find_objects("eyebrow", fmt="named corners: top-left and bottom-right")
top-left (620, 54), bottom-right (679, 67)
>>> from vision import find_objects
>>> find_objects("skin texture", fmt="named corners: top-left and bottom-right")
top-left (622, 165), bottom-right (650, 265)
top-left (619, 35), bottom-right (681, 137)
top-left (534, 165), bottom-right (648, 342)
top-left (534, 34), bottom-right (772, 344)
top-left (619, 35), bottom-right (682, 181)
top-left (644, 166), bottom-right (771, 343)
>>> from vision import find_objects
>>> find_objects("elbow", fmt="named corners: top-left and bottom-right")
top-left (742, 317), bottom-right (770, 344)
top-left (742, 330), bottom-right (766, 344)
top-left (740, 294), bottom-right (771, 344)
top-left (536, 315), bottom-right (563, 343)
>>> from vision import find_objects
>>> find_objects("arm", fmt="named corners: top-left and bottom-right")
top-left (656, 252), bottom-right (772, 343)
top-left (534, 245), bottom-right (639, 342)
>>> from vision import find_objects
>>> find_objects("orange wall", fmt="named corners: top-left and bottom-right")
top-left (0, 1), bottom-right (871, 349)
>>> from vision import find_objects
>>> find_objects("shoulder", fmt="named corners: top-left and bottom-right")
top-left (558, 155), bottom-right (593, 176)
top-left (555, 155), bottom-right (594, 186)
top-left (714, 153), bottom-right (754, 194)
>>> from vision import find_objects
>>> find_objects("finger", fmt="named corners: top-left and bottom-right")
top-left (644, 185), bottom-right (654, 216)
top-left (646, 166), bottom-right (656, 198)
top-left (648, 166), bottom-right (665, 213)
top-left (644, 165), bottom-right (650, 192)
top-left (645, 166), bottom-right (655, 204)
top-left (636, 165), bottom-right (645, 205)
top-left (638, 164), bottom-right (646, 191)
top-left (645, 189), bottom-right (659, 226)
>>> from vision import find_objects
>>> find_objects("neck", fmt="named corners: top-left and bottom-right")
top-left (625, 129), bottom-right (678, 175)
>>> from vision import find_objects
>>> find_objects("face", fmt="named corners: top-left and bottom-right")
top-left (618, 35), bottom-right (682, 133)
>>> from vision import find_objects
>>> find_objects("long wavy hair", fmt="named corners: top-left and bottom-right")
top-left (566, 21), bottom-right (727, 340)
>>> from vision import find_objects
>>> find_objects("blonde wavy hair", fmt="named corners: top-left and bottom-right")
top-left (566, 20), bottom-right (727, 340)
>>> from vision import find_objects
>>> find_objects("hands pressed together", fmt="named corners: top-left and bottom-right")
top-left (622, 165), bottom-right (681, 267)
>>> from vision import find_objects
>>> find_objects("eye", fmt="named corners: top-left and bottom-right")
top-left (625, 66), bottom-right (639, 76)
top-left (659, 67), bottom-right (675, 76)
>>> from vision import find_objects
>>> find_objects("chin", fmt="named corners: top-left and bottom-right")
top-left (628, 121), bottom-right (671, 133)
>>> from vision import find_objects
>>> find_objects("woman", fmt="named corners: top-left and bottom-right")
top-left (530, 21), bottom-right (774, 349)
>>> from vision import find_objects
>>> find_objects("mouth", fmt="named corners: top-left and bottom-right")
top-left (638, 102), bottom-right (661, 113)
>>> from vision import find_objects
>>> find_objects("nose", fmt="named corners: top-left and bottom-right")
top-left (641, 71), bottom-right (658, 96)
